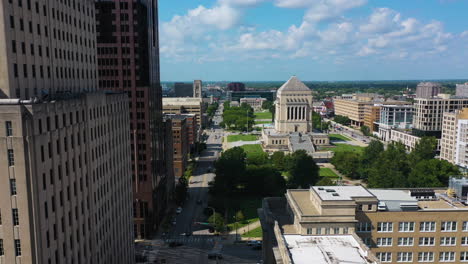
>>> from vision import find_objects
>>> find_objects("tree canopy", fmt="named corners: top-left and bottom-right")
top-left (334, 115), bottom-right (351, 126)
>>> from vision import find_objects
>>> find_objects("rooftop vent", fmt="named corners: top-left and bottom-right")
top-left (318, 187), bottom-right (324, 191)
top-left (332, 193), bottom-right (340, 197)
top-left (326, 189), bottom-right (336, 193)
top-left (400, 202), bottom-right (419, 211)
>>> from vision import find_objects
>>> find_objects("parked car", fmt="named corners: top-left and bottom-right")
top-left (176, 207), bottom-right (182, 214)
top-left (247, 240), bottom-right (261, 246)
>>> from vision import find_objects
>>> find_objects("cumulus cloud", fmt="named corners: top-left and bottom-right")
top-left (219, 0), bottom-right (267, 7)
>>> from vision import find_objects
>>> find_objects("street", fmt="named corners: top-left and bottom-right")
top-left (138, 104), bottom-right (262, 263)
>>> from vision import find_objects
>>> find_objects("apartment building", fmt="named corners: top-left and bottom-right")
top-left (261, 185), bottom-right (468, 264)
top-left (413, 95), bottom-right (468, 133)
top-left (0, 0), bottom-right (134, 263)
top-left (363, 105), bottom-right (381, 132)
top-left (95, 0), bottom-right (167, 238)
top-left (440, 108), bottom-right (468, 168)
top-left (415, 82), bottom-right (442, 99)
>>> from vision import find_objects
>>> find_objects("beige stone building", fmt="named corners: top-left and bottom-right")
top-left (239, 97), bottom-right (267, 110)
top-left (440, 108), bottom-right (468, 168)
top-left (0, 0), bottom-right (135, 263)
top-left (262, 76), bottom-right (329, 155)
top-left (413, 95), bottom-right (468, 132)
top-left (163, 97), bottom-right (205, 128)
top-left (364, 105), bottom-right (381, 132)
top-left (261, 185), bottom-right (468, 264)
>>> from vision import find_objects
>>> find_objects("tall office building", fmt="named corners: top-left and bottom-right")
top-left (95, 0), bottom-right (167, 239)
top-left (0, 0), bottom-right (134, 263)
top-left (174, 82), bottom-right (193, 97)
top-left (415, 82), bottom-right (442, 99)
top-left (193, 80), bottom-right (202, 98)
top-left (440, 108), bottom-right (468, 169)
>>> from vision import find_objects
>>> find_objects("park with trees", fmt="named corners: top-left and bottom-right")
top-left (331, 137), bottom-right (461, 188)
top-left (220, 102), bottom-right (255, 131)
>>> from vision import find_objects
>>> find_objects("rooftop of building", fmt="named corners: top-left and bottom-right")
top-left (289, 186), bottom-right (468, 214)
top-left (283, 235), bottom-right (376, 264)
top-left (312, 186), bottom-right (375, 201)
top-left (162, 97), bottom-right (203, 105)
top-left (277, 76), bottom-right (311, 93)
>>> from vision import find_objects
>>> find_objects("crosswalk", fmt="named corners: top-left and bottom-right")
top-left (165, 236), bottom-right (217, 245)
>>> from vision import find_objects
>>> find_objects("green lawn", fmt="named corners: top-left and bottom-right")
top-left (254, 112), bottom-right (273, 120)
top-left (255, 120), bottom-right (273, 125)
top-left (240, 144), bottom-right (263, 154)
top-left (319, 168), bottom-right (339, 178)
top-left (227, 134), bottom-right (259, 142)
top-left (241, 226), bottom-right (263, 238)
top-left (329, 134), bottom-right (351, 141)
top-left (323, 143), bottom-right (364, 153)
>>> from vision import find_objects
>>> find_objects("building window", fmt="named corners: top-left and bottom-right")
top-left (0, 239), bottom-right (3, 256)
top-left (441, 221), bottom-right (457, 232)
top-left (397, 252), bottom-right (413, 262)
top-left (418, 252), bottom-right (434, 262)
top-left (419, 237), bottom-right (435, 246)
top-left (398, 237), bottom-right (414, 246)
top-left (7, 149), bottom-right (15, 166)
top-left (316, 228), bottom-right (321, 235)
top-left (377, 222), bottom-right (393, 232)
top-left (440, 237), bottom-right (457, 246)
top-left (306, 228), bottom-right (312, 235)
top-left (343, 227), bottom-right (349, 234)
top-left (10, 179), bottom-right (17, 195)
top-left (6, 121), bottom-right (12, 136)
top-left (377, 252), bottom-right (392, 262)
top-left (398, 222), bottom-right (415, 232)
top-left (439, 252), bottom-right (455, 262)
top-left (356, 222), bottom-right (371, 232)
top-left (377, 237), bottom-right (392, 247)
top-left (420, 221), bottom-right (436, 232)
top-left (463, 221), bottom-right (468, 231)
top-left (334, 227), bottom-right (340, 234)
top-left (14, 239), bottom-right (21, 256)
top-left (12, 208), bottom-right (19, 225)
top-left (461, 252), bottom-right (468, 262)
top-left (462, 237), bottom-right (468, 246)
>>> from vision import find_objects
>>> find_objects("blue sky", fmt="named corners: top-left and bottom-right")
top-left (159, 0), bottom-right (468, 81)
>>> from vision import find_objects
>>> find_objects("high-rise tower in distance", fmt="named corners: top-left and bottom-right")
top-left (0, 0), bottom-right (135, 263)
top-left (95, 0), bottom-right (168, 239)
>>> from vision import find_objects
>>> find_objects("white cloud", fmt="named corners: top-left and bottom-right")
top-left (461, 31), bottom-right (468, 38)
top-left (303, 0), bottom-right (367, 22)
top-left (219, 0), bottom-right (266, 7)
top-left (360, 8), bottom-right (401, 34)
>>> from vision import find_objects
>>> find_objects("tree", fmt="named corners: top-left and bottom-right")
top-left (360, 125), bottom-right (371, 136)
top-left (208, 213), bottom-right (225, 232)
top-left (213, 147), bottom-right (246, 195)
top-left (271, 151), bottom-right (285, 171)
top-left (244, 165), bottom-right (286, 196)
top-left (408, 159), bottom-right (460, 187)
top-left (286, 150), bottom-right (319, 188)
top-left (316, 177), bottom-right (336, 186)
top-left (174, 178), bottom-right (188, 205)
top-left (262, 100), bottom-right (273, 110)
top-left (367, 143), bottom-right (410, 188)
top-left (246, 151), bottom-right (270, 166)
top-left (235, 210), bottom-right (245, 223)
top-left (334, 115), bottom-right (351, 126)
top-left (331, 151), bottom-right (361, 179)
top-left (360, 140), bottom-right (384, 180)
top-left (409, 136), bottom-right (438, 164)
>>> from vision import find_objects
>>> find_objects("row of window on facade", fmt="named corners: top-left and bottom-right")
top-left (377, 251), bottom-right (468, 263)
top-left (375, 236), bottom-right (468, 247)
top-left (357, 221), bottom-right (463, 233)
top-left (8, 0), bottom-right (95, 19)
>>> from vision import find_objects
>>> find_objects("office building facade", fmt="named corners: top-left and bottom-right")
top-left (0, 0), bottom-right (134, 263)
top-left (96, 0), bottom-right (167, 239)
top-left (456, 83), bottom-right (468, 97)
top-left (440, 108), bottom-right (468, 168)
top-left (377, 105), bottom-right (413, 141)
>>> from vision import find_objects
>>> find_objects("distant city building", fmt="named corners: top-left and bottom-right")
top-left (262, 76), bottom-right (329, 155)
top-left (377, 105), bottom-right (413, 141)
top-left (230, 101), bottom-right (240, 107)
top-left (415, 82), bottom-right (442, 98)
top-left (166, 115), bottom-right (189, 178)
top-left (363, 105), bottom-right (381, 132)
top-left (456, 83), bottom-right (468, 97)
top-left (413, 95), bottom-right (468, 133)
top-left (227, 82), bottom-right (246, 91)
top-left (166, 114), bottom-right (198, 150)
top-left (440, 108), bottom-right (468, 169)
top-left (163, 97), bottom-right (205, 130)
top-left (240, 97), bottom-right (267, 110)
top-left (389, 129), bottom-right (423, 150)
top-left (227, 90), bottom-right (276, 102)
top-left (260, 185), bottom-right (468, 264)
top-left (193, 80), bottom-right (203, 98)
top-left (174, 82), bottom-right (194, 97)
top-left (334, 95), bottom-right (389, 127)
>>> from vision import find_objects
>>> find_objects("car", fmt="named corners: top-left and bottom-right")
top-left (247, 240), bottom-right (261, 246)
top-left (176, 207), bottom-right (182, 214)
top-left (185, 231), bottom-right (192, 237)
top-left (171, 220), bottom-right (176, 225)
top-left (207, 252), bottom-right (223, 259)
top-left (252, 244), bottom-right (262, 250)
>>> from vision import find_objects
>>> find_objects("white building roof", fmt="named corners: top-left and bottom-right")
top-left (162, 97), bottom-right (202, 106)
top-left (277, 76), bottom-right (311, 94)
top-left (312, 186), bottom-right (375, 201)
top-left (284, 235), bottom-right (375, 264)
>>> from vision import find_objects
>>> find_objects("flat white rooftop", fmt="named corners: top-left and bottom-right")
top-left (284, 235), bottom-right (375, 264)
top-left (312, 186), bottom-right (375, 201)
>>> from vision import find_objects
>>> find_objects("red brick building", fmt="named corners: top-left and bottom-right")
top-left (167, 115), bottom-right (189, 178)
